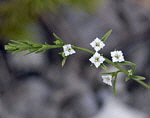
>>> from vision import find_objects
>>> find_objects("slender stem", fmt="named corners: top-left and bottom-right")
top-left (105, 58), bottom-right (128, 74)
top-left (72, 46), bottom-right (94, 54)
top-left (135, 80), bottom-right (150, 89)
top-left (47, 45), bottom-right (63, 49)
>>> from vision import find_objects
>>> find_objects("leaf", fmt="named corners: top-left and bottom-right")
top-left (53, 33), bottom-right (63, 41)
top-left (32, 43), bottom-right (42, 48)
top-left (90, 64), bottom-right (93, 66)
top-left (59, 52), bottom-right (66, 58)
top-left (25, 48), bottom-right (38, 55)
top-left (53, 33), bottom-right (64, 45)
top-left (8, 43), bottom-right (16, 47)
top-left (100, 63), bottom-right (107, 70)
top-left (102, 70), bottom-right (120, 75)
top-left (125, 77), bottom-right (130, 82)
top-left (5, 45), bottom-right (16, 51)
top-left (16, 40), bottom-right (32, 45)
top-left (120, 61), bottom-right (136, 66)
top-left (36, 45), bottom-right (50, 53)
top-left (132, 76), bottom-right (146, 81)
top-left (10, 40), bottom-right (21, 44)
top-left (120, 61), bottom-right (136, 72)
top-left (62, 57), bottom-right (67, 67)
top-left (101, 29), bottom-right (112, 42)
top-left (101, 72), bottom-right (113, 75)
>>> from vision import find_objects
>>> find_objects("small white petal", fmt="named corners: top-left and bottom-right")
top-left (63, 44), bottom-right (76, 56)
top-left (110, 50), bottom-right (125, 62)
top-left (89, 52), bottom-right (105, 68)
top-left (90, 38), bottom-right (105, 52)
top-left (102, 75), bottom-right (113, 86)
top-left (94, 62), bottom-right (100, 68)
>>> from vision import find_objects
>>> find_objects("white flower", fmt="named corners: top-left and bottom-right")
top-left (89, 52), bottom-right (105, 68)
top-left (111, 50), bottom-right (125, 62)
top-left (63, 44), bottom-right (76, 56)
top-left (90, 37), bottom-right (105, 52)
top-left (102, 75), bottom-right (113, 86)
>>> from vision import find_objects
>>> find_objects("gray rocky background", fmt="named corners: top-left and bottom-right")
top-left (0, 0), bottom-right (150, 118)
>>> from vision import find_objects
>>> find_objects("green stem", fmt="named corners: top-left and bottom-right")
top-left (105, 58), bottom-right (128, 74)
top-left (46, 45), bottom-right (63, 49)
top-left (72, 46), bottom-right (94, 54)
top-left (135, 80), bottom-right (150, 89)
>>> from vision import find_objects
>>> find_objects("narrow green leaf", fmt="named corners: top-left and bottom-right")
top-left (125, 77), bottom-right (130, 82)
top-left (25, 48), bottom-right (39, 55)
top-left (5, 45), bottom-right (16, 51)
top-left (120, 61), bottom-right (136, 66)
top-left (102, 72), bottom-right (113, 75)
top-left (90, 64), bottom-right (93, 66)
top-left (102, 70), bottom-right (120, 75)
top-left (53, 33), bottom-right (64, 45)
top-left (120, 61), bottom-right (136, 72)
top-left (8, 43), bottom-right (16, 47)
top-left (10, 40), bottom-right (21, 44)
top-left (59, 52), bottom-right (66, 58)
top-left (12, 49), bottom-right (21, 54)
top-left (101, 29), bottom-right (112, 42)
top-left (100, 63), bottom-right (107, 70)
top-left (36, 49), bottom-right (45, 53)
top-left (32, 43), bottom-right (42, 48)
top-left (36, 45), bottom-right (50, 53)
top-left (16, 40), bottom-right (32, 45)
top-left (62, 57), bottom-right (67, 67)
top-left (132, 75), bottom-right (146, 81)
top-left (53, 33), bottom-right (63, 41)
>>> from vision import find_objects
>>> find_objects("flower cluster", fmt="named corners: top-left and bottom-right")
top-left (89, 38), bottom-right (105, 68)
top-left (62, 36), bottom-right (125, 87)
top-left (89, 37), bottom-right (125, 86)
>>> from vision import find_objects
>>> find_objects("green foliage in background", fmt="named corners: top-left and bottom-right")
top-left (0, 0), bottom-right (101, 40)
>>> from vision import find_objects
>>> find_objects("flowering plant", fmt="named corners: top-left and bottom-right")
top-left (5, 29), bottom-right (150, 96)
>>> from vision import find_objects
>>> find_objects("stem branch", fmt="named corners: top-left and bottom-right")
top-left (73, 45), bottom-right (150, 89)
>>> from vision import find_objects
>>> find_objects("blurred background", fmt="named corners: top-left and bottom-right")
top-left (0, 0), bottom-right (150, 118)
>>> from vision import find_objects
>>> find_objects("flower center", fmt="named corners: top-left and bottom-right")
top-left (67, 48), bottom-right (71, 52)
top-left (106, 77), bottom-right (110, 82)
top-left (115, 54), bottom-right (119, 59)
top-left (95, 43), bottom-right (100, 47)
top-left (95, 57), bottom-right (99, 62)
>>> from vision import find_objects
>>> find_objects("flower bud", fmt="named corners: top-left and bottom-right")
top-left (54, 40), bottom-right (64, 45)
